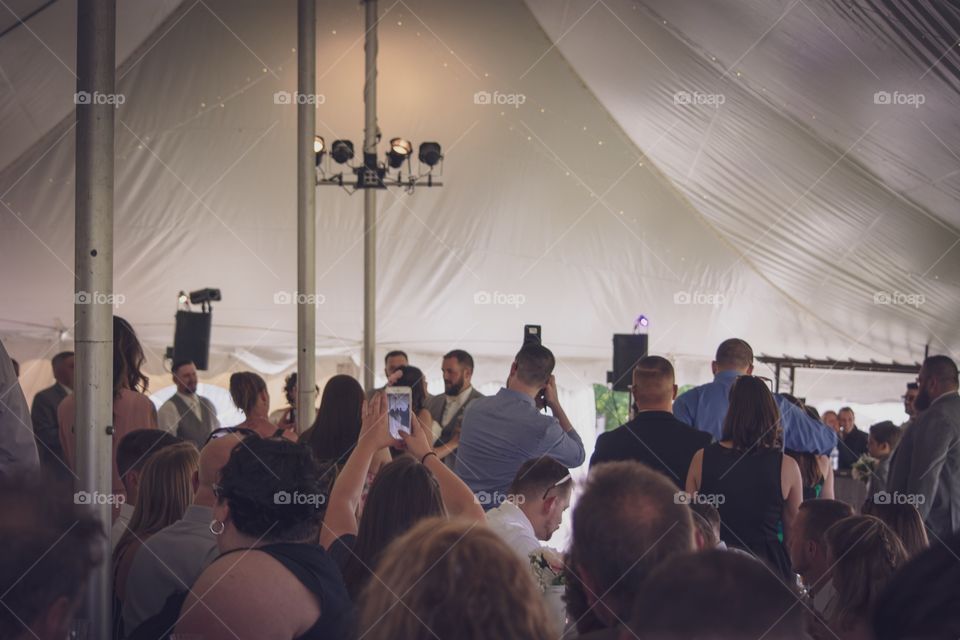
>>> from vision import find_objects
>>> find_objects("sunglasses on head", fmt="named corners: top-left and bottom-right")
top-left (204, 426), bottom-right (258, 446)
top-left (542, 473), bottom-right (572, 501)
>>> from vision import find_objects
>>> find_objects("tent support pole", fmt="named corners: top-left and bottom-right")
top-left (297, 0), bottom-right (317, 433)
top-left (362, 0), bottom-right (378, 392)
top-left (75, 1), bottom-right (115, 637)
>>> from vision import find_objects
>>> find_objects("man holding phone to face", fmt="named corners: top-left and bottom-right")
top-left (454, 343), bottom-right (585, 510)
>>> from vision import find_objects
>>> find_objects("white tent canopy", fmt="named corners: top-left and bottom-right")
top-left (2, 0), bottom-right (954, 409)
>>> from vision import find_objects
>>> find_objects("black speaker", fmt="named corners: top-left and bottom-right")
top-left (610, 334), bottom-right (648, 392)
top-left (173, 310), bottom-right (212, 370)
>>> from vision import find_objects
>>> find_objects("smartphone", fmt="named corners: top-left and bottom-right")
top-left (386, 386), bottom-right (412, 439)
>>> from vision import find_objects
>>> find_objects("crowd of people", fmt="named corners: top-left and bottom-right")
top-left (1, 323), bottom-right (959, 639)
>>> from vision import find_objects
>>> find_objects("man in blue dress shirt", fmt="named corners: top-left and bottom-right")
top-left (673, 338), bottom-right (836, 454)
top-left (455, 343), bottom-right (585, 509)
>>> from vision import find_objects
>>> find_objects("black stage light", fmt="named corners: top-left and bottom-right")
top-left (418, 142), bottom-right (442, 167)
top-left (189, 288), bottom-right (221, 305)
top-left (331, 140), bottom-right (354, 164)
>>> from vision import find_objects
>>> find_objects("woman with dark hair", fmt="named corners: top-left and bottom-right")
top-left (860, 501), bottom-right (929, 557)
top-left (175, 437), bottom-right (352, 639)
top-left (300, 374), bottom-right (366, 466)
top-left (395, 365), bottom-right (443, 443)
top-left (229, 371), bottom-right (297, 441)
top-left (686, 375), bottom-right (803, 578)
top-left (58, 316), bottom-right (159, 504)
top-left (271, 372), bottom-right (320, 431)
top-left (321, 393), bottom-right (484, 600)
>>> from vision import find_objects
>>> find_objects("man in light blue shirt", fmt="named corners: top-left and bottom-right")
top-left (455, 343), bottom-right (585, 509)
top-left (673, 338), bottom-right (836, 455)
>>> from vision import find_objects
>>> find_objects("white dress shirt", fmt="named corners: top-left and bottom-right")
top-left (441, 385), bottom-right (474, 427)
top-left (486, 499), bottom-right (542, 559)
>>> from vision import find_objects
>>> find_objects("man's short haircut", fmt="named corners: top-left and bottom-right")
top-left (838, 406), bottom-right (855, 416)
top-left (443, 349), bottom-right (474, 372)
top-left (869, 421), bottom-right (902, 449)
top-left (626, 550), bottom-right (806, 640)
top-left (571, 461), bottom-right (694, 619)
top-left (508, 456), bottom-right (571, 499)
top-left (514, 343), bottom-right (555, 387)
top-left (715, 338), bottom-right (754, 370)
top-left (923, 355), bottom-right (959, 387)
top-left (116, 429), bottom-right (183, 480)
top-left (906, 382), bottom-right (918, 391)
top-left (51, 351), bottom-right (74, 367)
top-left (631, 356), bottom-right (674, 404)
top-left (172, 359), bottom-right (195, 374)
top-left (0, 479), bottom-right (103, 639)
top-left (384, 350), bottom-right (408, 364)
top-left (797, 499), bottom-right (854, 544)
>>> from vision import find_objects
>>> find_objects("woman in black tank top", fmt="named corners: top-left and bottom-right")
top-left (685, 376), bottom-right (803, 580)
top-left (175, 437), bottom-right (353, 639)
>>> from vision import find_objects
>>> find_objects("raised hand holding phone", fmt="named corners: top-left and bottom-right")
top-left (401, 411), bottom-right (433, 461)
top-left (360, 392), bottom-right (400, 450)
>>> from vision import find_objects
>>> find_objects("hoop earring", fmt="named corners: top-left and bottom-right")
top-left (209, 519), bottom-right (225, 535)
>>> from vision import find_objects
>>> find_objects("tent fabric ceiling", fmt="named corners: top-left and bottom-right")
top-left (0, 0), bottom-right (953, 403)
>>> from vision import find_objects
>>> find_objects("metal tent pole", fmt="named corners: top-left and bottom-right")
top-left (362, 0), bottom-right (378, 392)
top-left (297, 0), bottom-right (317, 433)
top-left (75, 1), bottom-right (116, 636)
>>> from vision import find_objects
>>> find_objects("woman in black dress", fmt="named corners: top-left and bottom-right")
top-left (685, 376), bottom-right (803, 579)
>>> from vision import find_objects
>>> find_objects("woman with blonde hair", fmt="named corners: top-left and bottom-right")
top-left (823, 515), bottom-right (908, 640)
top-left (113, 442), bottom-right (200, 614)
top-left (357, 517), bottom-right (557, 640)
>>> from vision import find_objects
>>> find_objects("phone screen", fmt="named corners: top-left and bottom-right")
top-left (387, 387), bottom-right (412, 439)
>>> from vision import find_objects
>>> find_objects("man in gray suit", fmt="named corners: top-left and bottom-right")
top-left (157, 360), bottom-right (220, 449)
top-left (1, 340), bottom-right (39, 478)
top-left (888, 355), bottom-right (960, 539)
top-left (426, 350), bottom-right (483, 467)
top-left (30, 351), bottom-right (73, 475)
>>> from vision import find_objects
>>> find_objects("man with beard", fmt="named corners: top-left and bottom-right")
top-left (901, 382), bottom-right (919, 430)
top-left (157, 360), bottom-right (221, 448)
top-left (888, 355), bottom-right (960, 538)
top-left (426, 350), bottom-right (483, 468)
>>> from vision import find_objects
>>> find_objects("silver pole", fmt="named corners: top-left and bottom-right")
top-left (297, 0), bottom-right (317, 434)
top-left (362, 0), bottom-right (378, 392)
top-left (75, 1), bottom-right (115, 637)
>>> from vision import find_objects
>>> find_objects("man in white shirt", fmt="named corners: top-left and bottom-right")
top-left (158, 360), bottom-right (220, 449)
top-left (785, 499), bottom-right (853, 613)
top-left (122, 431), bottom-right (246, 633)
top-left (485, 456), bottom-right (572, 559)
top-left (426, 349), bottom-right (483, 467)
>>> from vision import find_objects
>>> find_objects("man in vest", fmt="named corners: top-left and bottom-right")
top-left (158, 360), bottom-right (220, 448)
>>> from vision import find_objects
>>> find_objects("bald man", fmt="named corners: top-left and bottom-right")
top-left (591, 356), bottom-right (711, 488)
top-left (888, 355), bottom-right (960, 539)
top-left (122, 434), bottom-right (247, 632)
